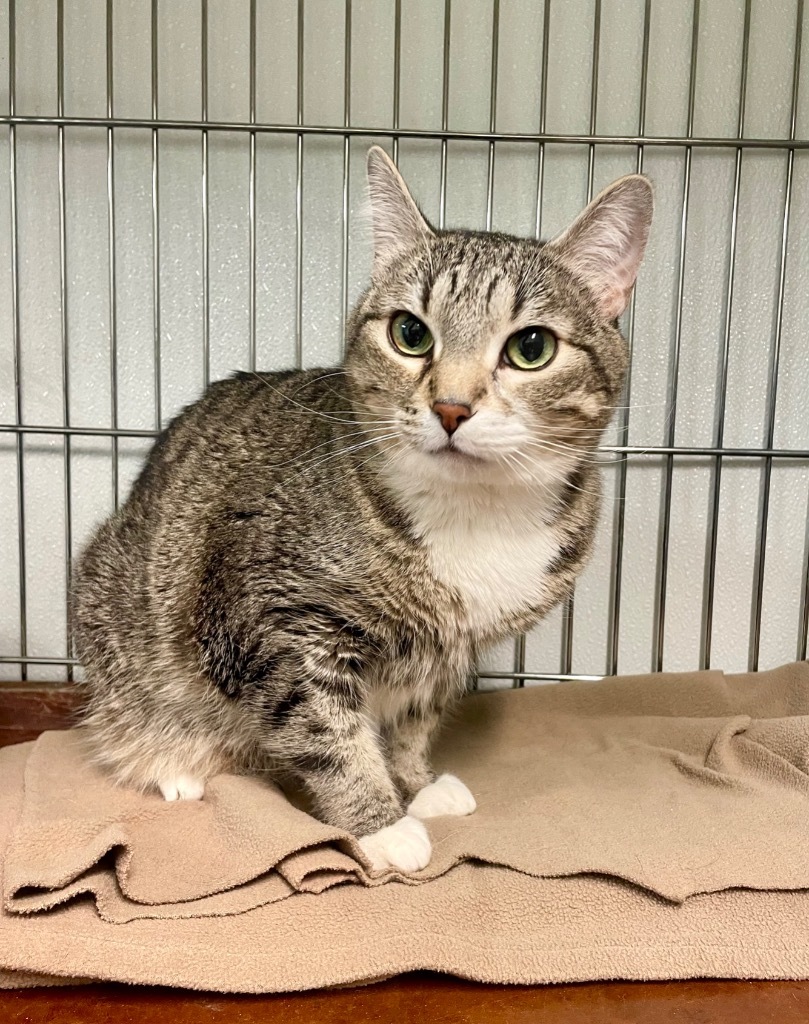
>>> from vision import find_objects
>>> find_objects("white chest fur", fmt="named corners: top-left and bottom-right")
top-left (423, 510), bottom-right (559, 634)
top-left (393, 475), bottom-right (563, 637)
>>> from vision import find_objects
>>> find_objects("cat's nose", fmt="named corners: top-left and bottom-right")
top-left (432, 401), bottom-right (473, 436)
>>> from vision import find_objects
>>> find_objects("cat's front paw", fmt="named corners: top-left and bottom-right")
top-left (407, 773), bottom-right (476, 819)
top-left (158, 774), bottom-right (205, 801)
top-left (357, 815), bottom-right (431, 873)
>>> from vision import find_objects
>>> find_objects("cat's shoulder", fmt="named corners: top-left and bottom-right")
top-left (195, 367), bottom-right (338, 410)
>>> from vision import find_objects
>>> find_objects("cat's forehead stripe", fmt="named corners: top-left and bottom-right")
top-left (413, 233), bottom-right (552, 317)
top-left (427, 257), bottom-right (510, 315)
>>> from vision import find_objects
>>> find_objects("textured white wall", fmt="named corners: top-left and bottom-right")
top-left (0, 0), bottom-right (807, 684)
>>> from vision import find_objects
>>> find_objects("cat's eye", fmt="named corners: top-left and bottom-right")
top-left (389, 312), bottom-right (434, 357)
top-left (503, 327), bottom-right (558, 370)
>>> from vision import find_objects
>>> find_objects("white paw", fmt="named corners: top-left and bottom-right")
top-left (357, 815), bottom-right (431, 873)
top-left (407, 774), bottom-right (476, 819)
top-left (158, 774), bottom-right (205, 802)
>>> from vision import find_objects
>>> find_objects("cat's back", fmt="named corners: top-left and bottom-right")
top-left (129, 368), bottom-right (335, 512)
top-left (72, 368), bottom-right (345, 654)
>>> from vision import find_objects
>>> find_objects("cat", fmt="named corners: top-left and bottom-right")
top-left (71, 146), bottom-right (652, 872)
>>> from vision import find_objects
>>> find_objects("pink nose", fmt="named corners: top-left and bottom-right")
top-left (432, 401), bottom-right (472, 436)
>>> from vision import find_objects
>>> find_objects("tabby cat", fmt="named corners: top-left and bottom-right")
top-left (72, 147), bottom-right (652, 872)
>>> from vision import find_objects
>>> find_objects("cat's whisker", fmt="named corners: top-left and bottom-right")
top-left (288, 371), bottom-right (421, 437)
top-left (354, 437), bottom-right (408, 475)
top-left (251, 371), bottom-right (397, 427)
top-left (537, 423), bottom-right (626, 440)
top-left (523, 439), bottom-right (616, 465)
top-left (507, 451), bottom-right (572, 499)
top-left (524, 446), bottom-right (606, 466)
top-left (501, 452), bottom-right (536, 485)
top-left (544, 399), bottom-right (677, 430)
top-left (295, 433), bottom-right (401, 472)
top-left (529, 432), bottom-right (666, 466)
top-left (294, 432), bottom-right (403, 474)
top-left (288, 369), bottom-right (350, 397)
top-left (540, 423), bottom-right (613, 435)
top-left (296, 408), bottom-right (388, 418)
top-left (518, 451), bottom-right (625, 502)
top-left (273, 424), bottom-right (404, 467)
top-left (273, 403), bottom-right (399, 427)
top-left (600, 400), bottom-right (675, 412)
top-left (504, 453), bottom-right (571, 504)
top-left (493, 446), bottom-right (548, 485)
top-left (526, 433), bottom-right (618, 456)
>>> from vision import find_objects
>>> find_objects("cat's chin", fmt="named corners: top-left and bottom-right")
top-left (383, 443), bottom-right (517, 489)
top-left (430, 446), bottom-right (484, 464)
top-left (418, 444), bottom-right (495, 473)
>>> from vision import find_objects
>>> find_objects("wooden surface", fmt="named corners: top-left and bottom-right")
top-left (5, 974), bottom-right (809, 1023)
top-left (3, 684), bottom-right (809, 1020)
top-left (0, 684), bottom-right (82, 746)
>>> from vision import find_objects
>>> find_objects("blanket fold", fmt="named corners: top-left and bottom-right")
top-left (2, 661), bottom-right (809, 990)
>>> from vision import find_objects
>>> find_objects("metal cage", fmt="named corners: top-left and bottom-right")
top-left (0, 0), bottom-right (807, 691)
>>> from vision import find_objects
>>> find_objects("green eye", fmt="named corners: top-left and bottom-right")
top-left (504, 327), bottom-right (558, 370)
top-left (390, 312), bottom-right (434, 357)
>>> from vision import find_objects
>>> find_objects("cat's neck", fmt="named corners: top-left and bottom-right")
top-left (377, 447), bottom-right (574, 534)
top-left (375, 447), bottom-right (579, 638)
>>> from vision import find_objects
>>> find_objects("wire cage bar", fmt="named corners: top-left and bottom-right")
top-left (0, 0), bottom-right (807, 688)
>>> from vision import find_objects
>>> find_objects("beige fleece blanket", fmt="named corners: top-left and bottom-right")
top-left (2, 662), bottom-right (809, 990)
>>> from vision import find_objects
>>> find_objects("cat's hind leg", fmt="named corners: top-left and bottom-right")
top-left (81, 682), bottom-right (231, 802)
top-left (158, 773), bottom-right (206, 801)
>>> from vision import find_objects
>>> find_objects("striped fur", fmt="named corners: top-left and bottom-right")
top-left (71, 148), bottom-right (652, 869)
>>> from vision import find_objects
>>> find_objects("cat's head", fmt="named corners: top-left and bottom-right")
top-left (345, 146), bottom-right (652, 490)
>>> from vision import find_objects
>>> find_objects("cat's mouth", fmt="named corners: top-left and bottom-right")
top-left (431, 442), bottom-right (484, 463)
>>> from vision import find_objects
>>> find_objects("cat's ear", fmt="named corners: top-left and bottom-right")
top-left (366, 146), bottom-right (433, 268)
top-left (547, 175), bottom-right (653, 320)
